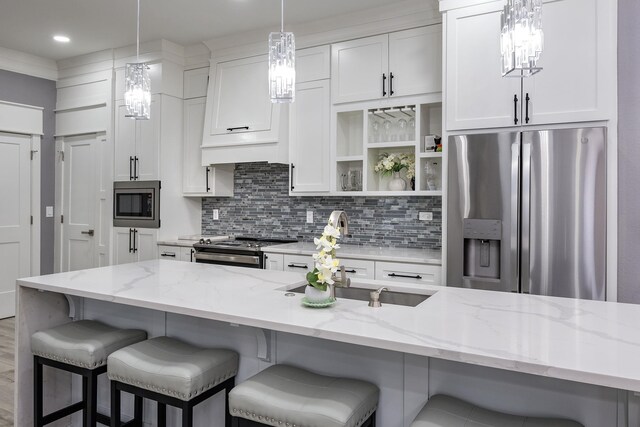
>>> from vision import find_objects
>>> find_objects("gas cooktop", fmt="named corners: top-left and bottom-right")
top-left (194, 237), bottom-right (297, 252)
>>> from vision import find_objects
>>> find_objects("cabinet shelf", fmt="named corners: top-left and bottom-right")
top-left (367, 141), bottom-right (418, 149)
top-left (336, 155), bottom-right (364, 162)
top-left (418, 152), bottom-right (442, 159)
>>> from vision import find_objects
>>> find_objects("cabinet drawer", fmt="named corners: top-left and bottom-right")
top-left (341, 258), bottom-right (375, 280)
top-left (283, 254), bottom-right (314, 273)
top-left (375, 262), bottom-right (442, 286)
top-left (158, 245), bottom-right (180, 261)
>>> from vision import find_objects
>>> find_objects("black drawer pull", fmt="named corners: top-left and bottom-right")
top-left (161, 252), bottom-right (176, 258)
top-left (227, 126), bottom-right (249, 132)
top-left (344, 269), bottom-right (357, 274)
top-left (388, 272), bottom-right (422, 280)
top-left (287, 263), bottom-right (308, 269)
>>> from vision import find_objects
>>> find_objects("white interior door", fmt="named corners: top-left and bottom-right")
top-left (61, 135), bottom-right (97, 272)
top-left (0, 133), bottom-right (31, 319)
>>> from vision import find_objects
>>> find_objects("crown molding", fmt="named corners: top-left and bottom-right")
top-left (0, 46), bottom-right (57, 81)
top-left (204, 0), bottom-right (441, 61)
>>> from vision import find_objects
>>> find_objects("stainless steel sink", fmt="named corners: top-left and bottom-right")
top-left (288, 285), bottom-right (430, 307)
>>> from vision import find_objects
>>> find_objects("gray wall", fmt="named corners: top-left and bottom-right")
top-left (617, 0), bottom-right (640, 303)
top-left (0, 70), bottom-right (56, 275)
top-left (202, 162), bottom-right (442, 248)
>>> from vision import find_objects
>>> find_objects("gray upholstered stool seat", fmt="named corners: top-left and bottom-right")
top-left (31, 319), bottom-right (147, 369)
top-left (107, 336), bottom-right (239, 401)
top-left (410, 395), bottom-right (584, 427)
top-left (229, 364), bottom-right (379, 427)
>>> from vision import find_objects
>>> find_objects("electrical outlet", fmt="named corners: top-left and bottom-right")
top-left (212, 209), bottom-right (219, 220)
top-left (306, 211), bottom-right (313, 223)
top-left (419, 212), bottom-right (433, 221)
top-left (46, 206), bottom-right (54, 218)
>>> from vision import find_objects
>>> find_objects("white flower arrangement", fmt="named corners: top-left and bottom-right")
top-left (307, 220), bottom-right (341, 291)
top-left (374, 152), bottom-right (415, 179)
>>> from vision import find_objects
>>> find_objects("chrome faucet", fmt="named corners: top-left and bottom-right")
top-left (328, 266), bottom-right (352, 299)
top-left (329, 210), bottom-right (349, 236)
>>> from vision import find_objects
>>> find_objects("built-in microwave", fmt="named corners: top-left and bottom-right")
top-left (113, 181), bottom-right (161, 228)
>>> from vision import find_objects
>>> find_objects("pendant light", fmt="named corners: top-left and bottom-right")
top-left (125, 0), bottom-right (151, 119)
top-left (268, 0), bottom-right (295, 103)
top-left (500, 0), bottom-right (543, 77)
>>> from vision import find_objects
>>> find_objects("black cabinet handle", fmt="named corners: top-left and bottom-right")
top-left (205, 167), bottom-right (211, 192)
top-left (389, 72), bottom-right (394, 96)
top-left (287, 263), bottom-right (308, 269)
top-left (388, 272), bottom-right (422, 280)
top-left (129, 156), bottom-right (134, 181)
top-left (227, 126), bottom-right (249, 132)
top-left (525, 93), bottom-right (530, 124)
top-left (133, 229), bottom-right (138, 253)
top-left (190, 249), bottom-right (195, 262)
top-left (160, 252), bottom-right (176, 258)
top-left (513, 94), bottom-right (519, 125)
top-left (382, 74), bottom-right (387, 97)
top-left (135, 157), bottom-right (140, 180)
top-left (128, 228), bottom-right (133, 253)
top-left (290, 164), bottom-right (295, 191)
top-left (344, 269), bottom-right (357, 274)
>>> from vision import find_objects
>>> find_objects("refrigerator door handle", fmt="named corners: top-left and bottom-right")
top-left (510, 142), bottom-right (521, 293)
top-left (520, 141), bottom-right (532, 294)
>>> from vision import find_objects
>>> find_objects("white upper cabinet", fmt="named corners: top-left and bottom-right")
top-left (444, 0), bottom-right (614, 131)
top-left (296, 46), bottom-right (331, 83)
top-left (445, 1), bottom-right (521, 130)
top-left (114, 95), bottom-right (161, 181)
top-left (521, 0), bottom-right (613, 126)
top-left (289, 79), bottom-right (331, 194)
top-left (389, 26), bottom-right (442, 99)
top-left (208, 55), bottom-right (272, 136)
top-left (331, 26), bottom-right (442, 104)
top-left (183, 67), bottom-right (210, 99)
top-left (183, 97), bottom-right (234, 197)
top-left (332, 35), bottom-right (389, 104)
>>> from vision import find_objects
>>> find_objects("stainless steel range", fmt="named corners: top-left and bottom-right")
top-left (193, 237), bottom-right (297, 269)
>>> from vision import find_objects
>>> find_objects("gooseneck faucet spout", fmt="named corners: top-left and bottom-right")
top-left (329, 210), bottom-right (349, 236)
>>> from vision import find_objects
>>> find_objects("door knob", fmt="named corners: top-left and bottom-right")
top-left (81, 230), bottom-right (95, 236)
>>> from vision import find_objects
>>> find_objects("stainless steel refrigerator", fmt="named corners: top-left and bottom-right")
top-left (446, 127), bottom-right (606, 300)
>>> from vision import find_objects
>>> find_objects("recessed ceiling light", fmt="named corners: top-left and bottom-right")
top-left (53, 35), bottom-right (70, 43)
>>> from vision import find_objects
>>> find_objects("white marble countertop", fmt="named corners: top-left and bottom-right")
top-left (18, 260), bottom-right (640, 392)
top-left (262, 242), bottom-right (441, 265)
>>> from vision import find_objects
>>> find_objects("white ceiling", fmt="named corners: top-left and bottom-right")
top-left (0, 0), bottom-right (410, 61)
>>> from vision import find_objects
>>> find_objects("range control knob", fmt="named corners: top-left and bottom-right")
top-left (198, 238), bottom-right (205, 244)
top-left (205, 239), bottom-right (212, 245)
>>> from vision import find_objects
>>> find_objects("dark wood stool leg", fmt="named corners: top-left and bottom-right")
top-left (110, 382), bottom-right (121, 427)
top-left (33, 356), bottom-right (43, 427)
top-left (225, 379), bottom-right (235, 427)
top-left (133, 395), bottom-right (143, 426)
top-left (84, 371), bottom-right (97, 427)
top-left (157, 402), bottom-right (167, 427)
top-left (182, 401), bottom-right (193, 427)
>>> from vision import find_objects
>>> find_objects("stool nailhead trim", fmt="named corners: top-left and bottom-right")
top-left (231, 405), bottom-right (377, 427)
top-left (32, 351), bottom-right (105, 369)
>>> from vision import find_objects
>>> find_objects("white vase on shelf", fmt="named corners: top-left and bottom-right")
top-left (305, 285), bottom-right (331, 302)
top-left (388, 172), bottom-right (407, 191)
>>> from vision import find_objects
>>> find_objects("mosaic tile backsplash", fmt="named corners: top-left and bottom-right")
top-left (202, 163), bottom-right (442, 249)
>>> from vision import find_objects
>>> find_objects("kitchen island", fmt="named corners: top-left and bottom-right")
top-left (15, 260), bottom-right (640, 426)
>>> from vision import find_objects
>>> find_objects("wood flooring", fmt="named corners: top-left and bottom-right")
top-left (0, 317), bottom-right (14, 427)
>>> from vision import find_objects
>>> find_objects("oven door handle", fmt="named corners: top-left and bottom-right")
top-left (194, 252), bottom-right (261, 266)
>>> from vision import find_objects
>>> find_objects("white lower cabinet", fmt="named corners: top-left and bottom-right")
top-left (113, 227), bottom-right (157, 265)
top-left (375, 261), bottom-right (442, 286)
top-left (158, 245), bottom-right (195, 262)
top-left (264, 253), bottom-right (284, 271)
top-left (341, 259), bottom-right (375, 280)
top-left (283, 254), bottom-right (314, 274)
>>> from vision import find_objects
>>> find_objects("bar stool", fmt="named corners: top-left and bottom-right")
top-left (229, 364), bottom-right (379, 427)
top-left (107, 336), bottom-right (239, 427)
top-left (31, 320), bottom-right (147, 427)
top-left (410, 394), bottom-right (584, 427)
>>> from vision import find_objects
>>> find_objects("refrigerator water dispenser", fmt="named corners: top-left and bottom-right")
top-left (463, 219), bottom-right (501, 279)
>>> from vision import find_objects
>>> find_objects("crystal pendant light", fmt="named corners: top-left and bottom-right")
top-left (269, 0), bottom-right (295, 103)
top-left (125, 0), bottom-right (151, 119)
top-left (500, 0), bottom-right (544, 77)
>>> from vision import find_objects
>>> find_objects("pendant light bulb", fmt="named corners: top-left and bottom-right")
top-left (125, 0), bottom-right (151, 119)
top-left (269, 0), bottom-right (296, 103)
